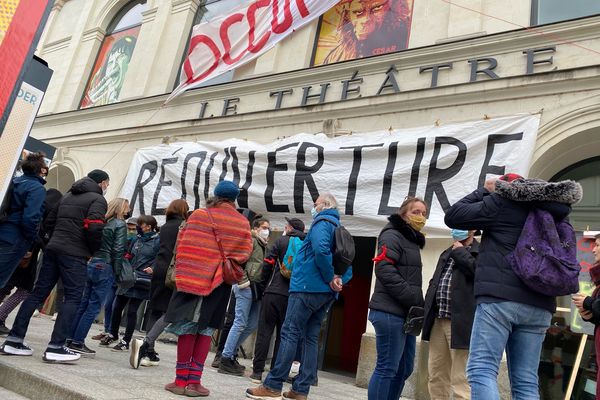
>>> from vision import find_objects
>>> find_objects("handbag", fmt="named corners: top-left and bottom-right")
top-left (206, 209), bottom-right (244, 285)
top-left (403, 306), bottom-right (425, 336)
top-left (165, 221), bottom-right (186, 290)
top-left (118, 258), bottom-right (135, 289)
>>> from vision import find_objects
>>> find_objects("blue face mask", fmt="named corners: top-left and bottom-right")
top-left (311, 207), bottom-right (318, 219)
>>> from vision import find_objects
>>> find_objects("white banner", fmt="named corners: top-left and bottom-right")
top-left (167, 0), bottom-right (340, 102)
top-left (120, 115), bottom-right (540, 237)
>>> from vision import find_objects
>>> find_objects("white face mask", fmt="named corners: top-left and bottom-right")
top-left (102, 187), bottom-right (108, 196)
top-left (259, 229), bottom-right (270, 240)
top-left (311, 207), bottom-right (318, 219)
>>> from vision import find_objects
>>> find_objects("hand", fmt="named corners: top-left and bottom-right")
top-left (484, 179), bottom-right (497, 193)
top-left (143, 267), bottom-right (153, 274)
top-left (580, 310), bottom-right (593, 320)
top-left (452, 241), bottom-right (464, 250)
top-left (572, 293), bottom-right (586, 310)
top-left (329, 275), bottom-right (343, 293)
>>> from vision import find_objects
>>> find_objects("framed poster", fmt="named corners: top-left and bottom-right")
top-left (80, 26), bottom-right (140, 108)
top-left (312, 0), bottom-right (414, 66)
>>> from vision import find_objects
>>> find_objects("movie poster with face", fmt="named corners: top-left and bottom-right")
top-left (312, 0), bottom-right (414, 66)
top-left (80, 26), bottom-right (140, 109)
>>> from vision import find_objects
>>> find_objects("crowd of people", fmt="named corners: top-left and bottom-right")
top-left (0, 151), bottom-right (593, 400)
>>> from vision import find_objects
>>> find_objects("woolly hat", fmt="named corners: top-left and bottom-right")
top-left (285, 217), bottom-right (305, 232)
top-left (451, 229), bottom-right (470, 241)
top-left (214, 180), bottom-right (240, 201)
top-left (87, 169), bottom-right (110, 183)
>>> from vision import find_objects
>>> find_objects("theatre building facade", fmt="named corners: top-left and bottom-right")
top-left (33, 0), bottom-right (600, 398)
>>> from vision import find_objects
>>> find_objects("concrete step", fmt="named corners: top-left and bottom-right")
top-left (0, 386), bottom-right (30, 400)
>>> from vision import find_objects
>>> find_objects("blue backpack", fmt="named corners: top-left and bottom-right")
top-left (507, 208), bottom-right (580, 296)
top-left (280, 236), bottom-right (302, 279)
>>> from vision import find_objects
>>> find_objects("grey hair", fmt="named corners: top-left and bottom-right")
top-left (318, 193), bottom-right (338, 210)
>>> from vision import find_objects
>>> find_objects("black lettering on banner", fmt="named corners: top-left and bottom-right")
top-left (265, 143), bottom-right (299, 212)
top-left (408, 137), bottom-right (426, 198)
top-left (130, 161), bottom-right (158, 215)
top-left (378, 141), bottom-right (399, 215)
top-left (204, 152), bottom-right (218, 200)
top-left (294, 142), bottom-right (324, 213)
top-left (419, 63), bottom-right (453, 88)
top-left (523, 46), bottom-right (556, 75)
top-left (301, 83), bottom-right (330, 106)
top-left (341, 144), bottom-right (384, 215)
top-left (152, 158), bottom-right (179, 215)
top-left (198, 101), bottom-right (208, 119)
top-left (237, 150), bottom-right (256, 209)
top-left (181, 151), bottom-right (207, 209)
top-left (222, 97), bottom-right (240, 116)
top-left (219, 147), bottom-right (232, 182)
top-left (270, 89), bottom-right (293, 110)
top-left (424, 137), bottom-right (467, 214)
top-left (341, 70), bottom-right (363, 101)
top-left (376, 65), bottom-right (400, 96)
top-left (468, 58), bottom-right (500, 82)
top-left (478, 133), bottom-right (524, 187)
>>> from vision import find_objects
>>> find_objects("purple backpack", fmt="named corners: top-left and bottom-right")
top-left (507, 208), bottom-right (580, 296)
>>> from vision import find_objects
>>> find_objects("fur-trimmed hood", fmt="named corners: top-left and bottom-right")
top-left (386, 214), bottom-right (426, 249)
top-left (495, 179), bottom-right (583, 205)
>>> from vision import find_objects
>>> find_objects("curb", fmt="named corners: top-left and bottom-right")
top-left (0, 359), bottom-right (94, 400)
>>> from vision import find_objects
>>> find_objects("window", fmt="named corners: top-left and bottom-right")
top-left (80, 1), bottom-right (147, 109)
top-left (532, 0), bottom-right (600, 25)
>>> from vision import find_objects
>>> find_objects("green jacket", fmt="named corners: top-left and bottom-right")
top-left (239, 232), bottom-right (267, 286)
top-left (93, 218), bottom-right (127, 275)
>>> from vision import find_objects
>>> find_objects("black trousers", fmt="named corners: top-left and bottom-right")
top-left (216, 291), bottom-right (237, 355)
top-left (252, 293), bottom-right (289, 373)
top-left (110, 295), bottom-right (143, 344)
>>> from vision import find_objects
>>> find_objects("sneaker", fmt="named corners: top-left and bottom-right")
top-left (249, 371), bottom-right (262, 384)
top-left (0, 341), bottom-right (33, 356)
top-left (235, 358), bottom-right (247, 370)
top-left (140, 351), bottom-right (160, 367)
top-left (91, 332), bottom-right (108, 341)
top-left (43, 346), bottom-right (80, 363)
top-left (99, 334), bottom-right (116, 347)
top-left (246, 385), bottom-right (282, 399)
top-left (211, 354), bottom-right (221, 368)
top-left (219, 357), bottom-right (244, 376)
top-left (164, 382), bottom-right (185, 395)
top-left (289, 361), bottom-right (300, 375)
top-left (0, 322), bottom-right (9, 336)
top-left (112, 340), bottom-right (129, 352)
top-left (185, 383), bottom-right (210, 397)
top-left (130, 338), bottom-right (146, 369)
top-left (67, 342), bottom-right (96, 357)
top-left (283, 390), bottom-right (307, 400)
top-left (32, 309), bottom-right (40, 318)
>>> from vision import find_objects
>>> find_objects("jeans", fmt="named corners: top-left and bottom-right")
top-left (222, 284), bottom-right (260, 360)
top-left (264, 292), bottom-right (334, 396)
top-left (110, 295), bottom-right (144, 344)
top-left (103, 284), bottom-right (117, 332)
top-left (8, 249), bottom-right (87, 348)
top-left (368, 309), bottom-right (416, 400)
top-left (467, 301), bottom-right (552, 400)
top-left (70, 259), bottom-right (114, 344)
top-left (0, 238), bottom-right (30, 289)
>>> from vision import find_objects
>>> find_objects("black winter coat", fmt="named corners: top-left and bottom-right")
top-left (259, 229), bottom-right (306, 298)
top-left (422, 240), bottom-right (479, 349)
top-left (444, 186), bottom-right (573, 313)
top-left (369, 214), bottom-right (425, 318)
top-left (149, 215), bottom-right (184, 313)
top-left (45, 177), bottom-right (107, 258)
top-left (117, 232), bottom-right (160, 300)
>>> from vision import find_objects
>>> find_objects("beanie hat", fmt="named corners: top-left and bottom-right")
top-left (214, 180), bottom-right (240, 201)
top-left (451, 229), bottom-right (470, 241)
top-left (499, 173), bottom-right (523, 183)
top-left (285, 217), bottom-right (305, 232)
top-left (87, 169), bottom-right (110, 183)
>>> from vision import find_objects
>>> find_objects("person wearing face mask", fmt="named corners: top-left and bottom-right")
top-left (67, 198), bottom-right (130, 356)
top-left (1, 169), bottom-right (109, 363)
top-left (220, 217), bottom-right (271, 376)
top-left (367, 196), bottom-right (428, 400)
top-left (0, 152), bottom-right (48, 289)
top-left (100, 215), bottom-right (160, 351)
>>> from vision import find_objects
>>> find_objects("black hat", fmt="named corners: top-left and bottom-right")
top-left (285, 217), bottom-right (305, 232)
top-left (87, 169), bottom-right (110, 183)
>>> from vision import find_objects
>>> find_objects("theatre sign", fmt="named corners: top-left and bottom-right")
top-left (195, 45), bottom-right (559, 119)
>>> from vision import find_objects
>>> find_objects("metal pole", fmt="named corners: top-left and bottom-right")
top-left (564, 334), bottom-right (588, 400)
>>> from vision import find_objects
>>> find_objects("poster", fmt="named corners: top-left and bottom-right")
top-left (120, 115), bottom-right (539, 237)
top-left (80, 26), bottom-right (140, 108)
top-left (570, 232), bottom-right (600, 335)
top-left (312, 0), bottom-right (414, 66)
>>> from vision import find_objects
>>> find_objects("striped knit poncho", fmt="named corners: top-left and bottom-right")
top-left (174, 202), bottom-right (252, 296)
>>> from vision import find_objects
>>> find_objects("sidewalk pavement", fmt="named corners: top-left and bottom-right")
top-left (0, 314), bottom-right (369, 400)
